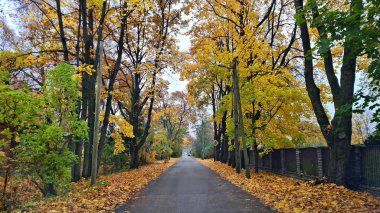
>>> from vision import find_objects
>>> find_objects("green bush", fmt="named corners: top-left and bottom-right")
top-left (101, 140), bottom-right (129, 173)
top-left (15, 125), bottom-right (77, 195)
top-left (1, 63), bottom-right (87, 196)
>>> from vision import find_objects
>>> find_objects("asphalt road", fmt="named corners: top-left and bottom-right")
top-left (115, 156), bottom-right (274, 213)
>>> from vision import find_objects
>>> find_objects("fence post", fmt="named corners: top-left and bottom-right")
top-left (249, 149), bottom-right (254, 169)
top-left (317, 148), bottom-right (323, 177)
top-left (269, 152), bottom-right (273, 171)
top-left (258, 155), bottom-right (262, 169)
top-left (296, 149), bottom-right (301, 175)
top-left (281, 150), bottom-right (285, 174)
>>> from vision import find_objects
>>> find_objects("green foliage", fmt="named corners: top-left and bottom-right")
top-left (15, 125), bottom-right (77, 195)
top-left (303, 0), bottom-right (380, 135)
top-left (192, 119), bottom-right (213, 158)
top-left (101, 139), bottom-right (130, 173)
top-left (353, 0), bottom-right (380, 135)
top-left (42, 63), bottom-right (87, 140)
top-left (0, 83), bottom-right (40, 155)
top-left (171, 142), bottom-right (183, 157)
top-left (152, 130), bottom-right (170, 158)
top-left (0, 63), bottom-right (87, 196)
top-left (150, 129), bottom-right (178, 160)
top-left (0, 70), bottom-right (10, 84)
top-left (364, 134), bottom-right (380, 146)
top-left (306, 0), bottom-right (365, 55)
top-left (294, 12), bottom-right (305, 25)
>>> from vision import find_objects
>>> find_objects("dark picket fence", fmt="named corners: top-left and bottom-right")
top-left (226, 145), bottom-right (380, 192)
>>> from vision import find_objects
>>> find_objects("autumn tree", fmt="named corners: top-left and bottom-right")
top-left (352, 112), bottom-right (374, 144)
top-left (153, 90), bottom-right (194, 158)
top-left (3, 0), bottom-right (138, 181)
top-left (3, 0), bottom-right (100, 180)
top-left (294, 0), bottom-right (379, 185)
top-left (110, 0), bottom-right (188, 168)
top-left (1, 0), bottom-right (190, 180)
top-left (185, 0), bottom-right (313, 177)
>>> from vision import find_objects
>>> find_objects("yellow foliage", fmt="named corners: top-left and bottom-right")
top-left (109, 114), bottom-right (134, 138)
top-left (0, 151), bottom-right (6, 164)
top-left (100, 113), bottom-right (134, 155)
top-left (184, 0), bottom-right (320, 150)
top-left (111, 91), bottom-right (129, 102)
top-left (72, 73), bottom-right (82, 82)
top-left (76, 64), bottom-right (95, 75)
top-left (110, 132), bottom-right (125, 154)
top-left (23, 55), bottom-right (37, 66)
top-left (88, 0), bottom-right (104, 8)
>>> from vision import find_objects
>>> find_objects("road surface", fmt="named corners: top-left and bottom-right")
top-left (115, 156), bottom-right (274, 213)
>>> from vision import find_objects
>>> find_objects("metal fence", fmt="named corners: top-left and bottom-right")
top-left (361, 146), bottom-right (380, 188)
top-left (229, 145), bottom-right (380, 191)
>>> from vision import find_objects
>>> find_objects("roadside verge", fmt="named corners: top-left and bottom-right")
top-left (24, 158), bottom-right (179, 212)
top-left (197, 159), bottom-right (380, 212)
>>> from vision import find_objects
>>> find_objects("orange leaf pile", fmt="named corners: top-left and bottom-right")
top-left (197, 159), bottom-right (380, 213)
top-left (24, 159), bottom-right (178, 212)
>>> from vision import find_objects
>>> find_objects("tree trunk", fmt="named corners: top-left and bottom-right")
top-left (230, 149), bottom-right (236, 168)
top-left (227, 110), bottom-right (234, 167)
top-left (87, 8), bottom-right (96, 177)
top-left (251, 103), bottom-right (259, 173)
top-left (212, 84), bottom-right (217, 161)
top-left (215, 143), bottom-right (220, 161)
top-left (328, 142), bottom-right (351, 185)
top-left (81, 1), bottom-right (95, 178)
top-left (91, 39), bottom-right (104, 185)
top-left (83, 136), bottom-right (92, 177)
top-left (2, 166), bottom-right (9, 205)
top-left (72, 141), bottom-right (83, 181)
top-left (97, 1), bottom-right (128, 170)
top-left (211, 84), bottom-right (223, 162)
top-left (294, 0), bottom-right (358, 185)
top-left (130, 145), bottom-right (139, 169)
top-left (232, 57), bottom-right (241, 174)
top-left (227, 149), bottom-right (231, 166)
top-left (328, 116), bottom-right (353, 185)
top-left (253, 142), bottom-right (259, 173)
top-left (236, 68), bottom-right (251, 178)
top-left (55, 0), bottom-right (69, 62)
top-left (44, 183), bottom-right (57, 196)
top-left (221, 134), bottom-right (228, 163)
top-left (220, 111), bottom-right (228, 163)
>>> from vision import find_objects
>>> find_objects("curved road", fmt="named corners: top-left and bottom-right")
top-left (115, 156), bottom-right (274, 213)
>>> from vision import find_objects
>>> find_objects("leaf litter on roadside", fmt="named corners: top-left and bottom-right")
top-left (22, 158), bottom-right (178, 212)
top-left (197, 159), bottom-right (380, 213)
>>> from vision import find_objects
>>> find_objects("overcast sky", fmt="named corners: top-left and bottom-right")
top-left (163, 32), bottom-right (190, 93)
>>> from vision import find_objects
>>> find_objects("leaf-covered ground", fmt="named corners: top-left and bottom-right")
top-left (20, 159), bottom-right (178, 212)
top-left (197, 159), bottom-right (380, 213)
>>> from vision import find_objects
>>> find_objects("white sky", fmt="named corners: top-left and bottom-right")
top-left (163, 19), bottom-right (191, 93)
top-left (162, 33), bottom-right (190, 93)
